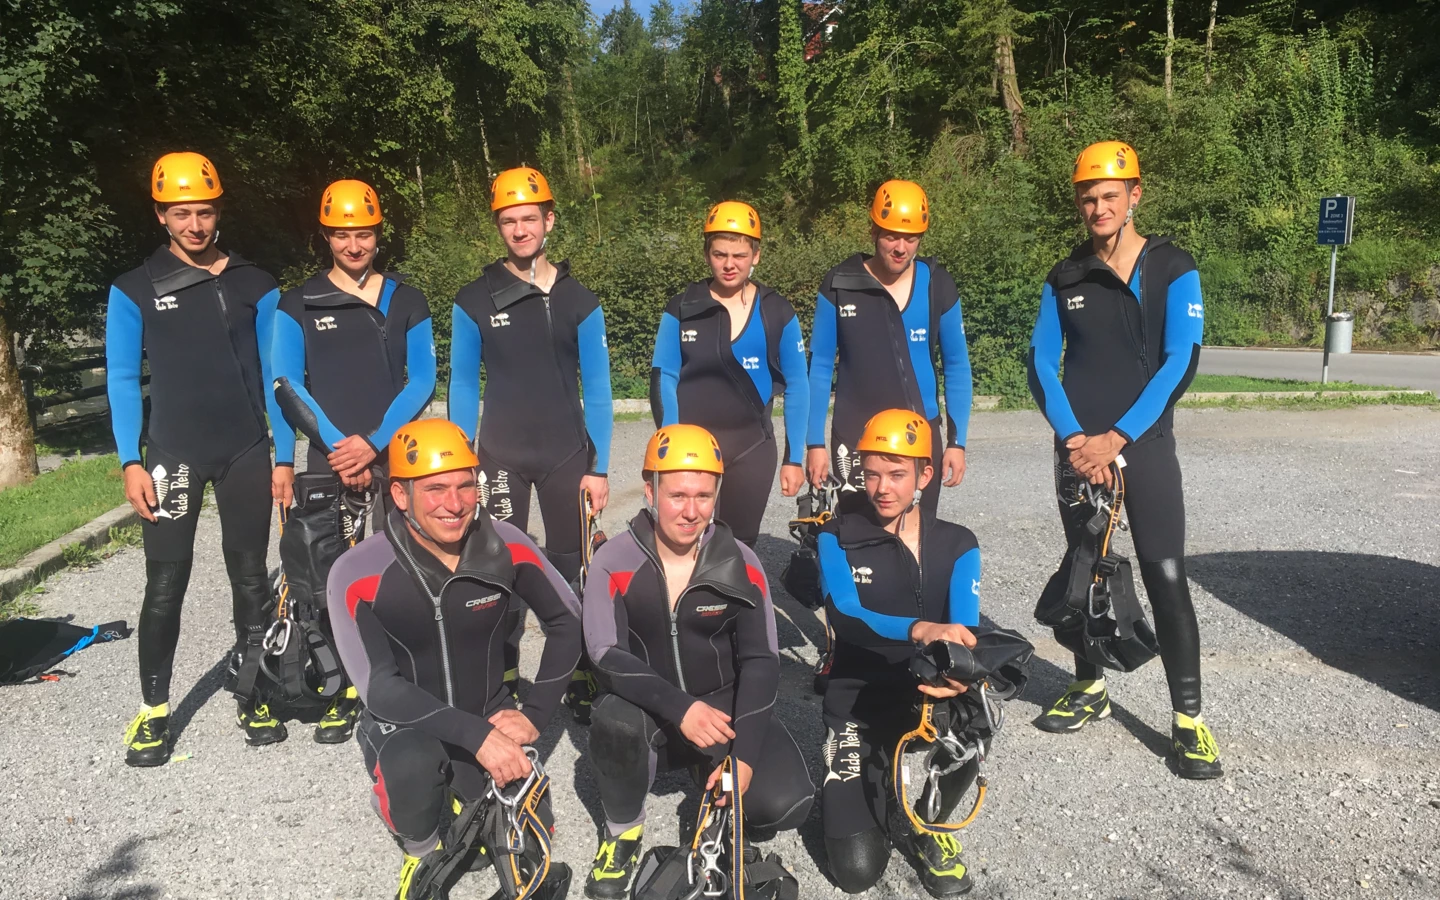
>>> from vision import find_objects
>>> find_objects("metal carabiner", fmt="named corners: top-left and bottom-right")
top-left (262, 618), bottom-right (293, 656)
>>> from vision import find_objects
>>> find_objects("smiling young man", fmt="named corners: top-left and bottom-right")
top-left (268, 179), bottom-right (436, 741)
top-left (805, 180), bottom-right (973, 514)
top-left (579, 425), bottom-right (814, 898)
top-left (326, 419), bottom-right (581, 899)
top-left (1026, 141), bottom-right (1219, 779)
top-left (816, 410), bottom-right (983, 897)
top-left (107, 151), bottom-right (288, 765)
top-left (448, 166), bottom-right (613, 712)
top-left (650, 201), bottom-right (809, 546)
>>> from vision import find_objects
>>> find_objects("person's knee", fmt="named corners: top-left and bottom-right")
top-left (825, 827), bottom-right (890, 893)
top-left (588, 695), bottom-right (649, 777)
top-left (375, 729), bottom-right (447, 800)
top-left (743, 782), bottom-right (814, 835)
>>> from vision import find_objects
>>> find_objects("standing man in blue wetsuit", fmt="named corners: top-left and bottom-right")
top-left (816, 410), bottom-right (983, 898)
top-left (650, 201), bottom-right (809, 546)
top-left (1026, 140), bottom-right (1221, 779)
top-left (107, 152), bottom-right (288, 765)
top-left (805, 180), bottom-right (973, 514)
top-left (269, 179), bottom-right (436, 742)
top-left (448, 166), bottom-right (613, 710)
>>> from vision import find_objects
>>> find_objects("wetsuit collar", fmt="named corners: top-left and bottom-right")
top-left (144, 244), bottom-right (254, 297)
top-left (382, 506), bottom-right (517, 594)
top-left (676, 280), bottom-right (774, 320)
top-left (827, 253), bottom-right (890, 294)
top-left (831, 505), bottom-right (935, 550)
top-left (627, 511), bottom-right (760, 608)
top-left (1054, 234), bottom-right (1173, 289)
top-left (300, 270), bottom-right (406, 306)
top-left (485, 258), bottom-right (573, 311)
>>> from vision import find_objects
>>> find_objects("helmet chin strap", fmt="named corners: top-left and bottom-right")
top-left (529, 229), bottom-right (551, 286)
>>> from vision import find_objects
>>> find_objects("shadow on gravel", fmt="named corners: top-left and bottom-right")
top-left (1189, 552), bottom-right (1440, 713)
top-left (169, 655), bottom-right (230, 741)
top-left (67, 835), bottom-right (161, 900)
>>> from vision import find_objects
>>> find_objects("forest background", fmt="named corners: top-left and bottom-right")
top-left (3, 0), bottom-right (1439, 483)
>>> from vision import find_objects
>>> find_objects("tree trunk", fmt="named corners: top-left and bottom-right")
top-left (1165, 0), bottom-right (1175, 100)
top-left (776, 0), bottom-right (813, 186)
top-left (1205, 0), bottom-right (1218, 85)
top-left (478, 111), bottom-right (495, 182)
top-left (995, 32), bottom-right (1026, 150)
top-left (0, 311), bottom-right (39, 488)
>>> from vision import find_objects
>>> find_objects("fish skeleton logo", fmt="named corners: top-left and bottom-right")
top-left (476, 470), bottom-right (490, 509)
top-left (150, 463), bottom-right (191, 520)
top-left (490, 312), bottom-right (511, 328)
top-left (835, 444), bottom-right (860, 491)
top-left (681, 329), bottom-right (698, 342)
top-left (1188, 302), bottom-right (1204, 319)
top-left (314, 315), bottom-right (337, 331)
top-left (839, 304), bottom-right (857, 318)
top-left (909, 328), bottom-right (927, 342)
top-left (742, 356), bottom-right (760, 370)
top-left (823, 723), bottom-right (864, 784)
top-left (154, 295), bottom-right (178, 311)
top-left (851, 566), bottom-right (872, 584)
top-left (1067, 295), bottom-right (1085, 310)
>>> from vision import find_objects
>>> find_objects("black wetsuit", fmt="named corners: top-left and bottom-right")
top-left (1027, 236), bottom-right (1205, 714)
top-left (582, 512), bottom-right (815, 836)
top-left (806, 255), bottom-right (972, 513)
top-left (327, 508), bottom-right (582, 855)
top-left (105, 245), bottom-right (282, 705)
top-left (815, 508), bottom-right (981, 893)
top-left (650, 282), bottom-right (809, 545)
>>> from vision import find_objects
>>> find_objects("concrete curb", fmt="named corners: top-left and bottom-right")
top-left (1202, 345), bottom-right (1440, 357)
top-left (1182, 389), bottom-right (1433, 401)
top-left (0, 504), bottom-right (141, 602)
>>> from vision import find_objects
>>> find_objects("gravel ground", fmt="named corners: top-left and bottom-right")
top-left (7, 406), bottom-right (1439, 900)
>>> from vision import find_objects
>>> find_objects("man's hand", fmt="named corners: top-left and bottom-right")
top-left (580, 474), bottom-right (609, 513)
top-left (339, 468), bottom-right (374, 492)
top-left (476, 729), bottom-right (532, 786)
top-left (680, 701), bottom-right (736, 748)
top-left (941, 447), bottom-right (967, 487)
top-left (271, 466), bottom-right (295, 509)
top-left (779, 464), bottom-right (805, 497)
top-left (123, 465), bottom-right (158, 523)
top-left (918, 676), bottom-right (969, 699)
top-left (328, 435), bottom-right (378, 478)
top-left (1069, 430), bottom-right (1124, 487)
top-left (805, 448), bottom-right (830, 491)
top-left (488, 709), bottom-right (539, 746)
top-left (909, 620), bottom-right (978, 650)
top-left (705, 759), bottom-right (754, 806)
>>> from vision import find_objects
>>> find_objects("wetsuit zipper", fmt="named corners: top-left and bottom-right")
top-left (393, 536), bottom-right (457, 705)
top-left (630, 526), bottom-right (690, 693)
top-left (542, 292), bottom-right (588, 448)
top-left (214, 277), bottom-right (265, 430)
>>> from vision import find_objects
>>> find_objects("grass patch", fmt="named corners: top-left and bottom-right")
top-left (0, 455), bottom-right (125, 568)
top-left (1186, 374), bottom-right (1398, 393)
top-left (1178, 392), bottom-right (1438, 412)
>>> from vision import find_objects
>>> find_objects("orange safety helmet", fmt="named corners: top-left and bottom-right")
top-left (856, 409), bottom-right (933, 461)
top-left (704, 201), bottom-right (762, 240)
top-left (320, 179), bottom-right (382, 227)
top-left (870, 180), bottom-right (929, 234)
top-left (389, 419), bottom-right (480, 480)
top-left (491, 167), bottom-right (554, 211)
top-left (152, 152), bottom-right (223, 203)
top-left (643, 425), bottom-right (724, 475)
top-left (1072, 141), bottom-right (1140, 183)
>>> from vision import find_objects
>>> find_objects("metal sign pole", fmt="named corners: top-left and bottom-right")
top-left (1322, 242), bottom-right (1338, 385)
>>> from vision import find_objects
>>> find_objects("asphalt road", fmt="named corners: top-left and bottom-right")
top-left (1199, 346), bottom-right (1440, 393)
top-left (7, 407), bottom-right (1439, 900)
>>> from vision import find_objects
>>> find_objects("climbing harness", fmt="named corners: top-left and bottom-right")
top-left (1034, 459), bottom-right (1160, 672)
top-left (572, 487), bottom-right (608, 596)
top-left (781, 482), bottom-right (834, 610)
top-left (631, 757), bottom-right (798, 900)
top-left (893, 629), bottom-right (1032, 837)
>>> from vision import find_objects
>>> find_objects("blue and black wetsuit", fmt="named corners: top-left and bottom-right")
top-left (105, 245), bottom-right (282, 706)
top-left (814, 508), bottom-right (981, 891)
top-left (270, 271), bottom-right (436, 481)
top-left (806, 254), bottom-right (972, 513)
top-left (448, 260), bottom-right (612, 581)
top-left (1027, 235), bottom-right (1206, 715)
top-left (650, 281), bottom-right (809, 545)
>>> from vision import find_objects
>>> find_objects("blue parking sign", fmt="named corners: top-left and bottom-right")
top-left (1317, 196), bottom-right (1355, 245)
